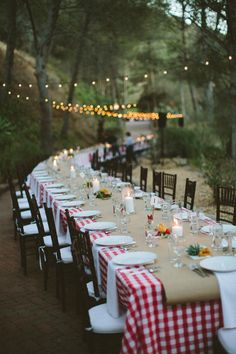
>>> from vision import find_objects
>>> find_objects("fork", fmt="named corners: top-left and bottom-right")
top-left (189, 264), bottom-right (208, 277)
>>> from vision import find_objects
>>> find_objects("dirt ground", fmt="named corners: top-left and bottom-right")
top-left (132, 156), bottom-right (215, 216)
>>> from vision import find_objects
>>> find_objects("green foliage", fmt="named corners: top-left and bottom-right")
top-left (0, 101), bottom-right (42, 180)
top-left (156, 126), bottom-right (201, 159)
top-left (202, 156), bottom-right (236, 192)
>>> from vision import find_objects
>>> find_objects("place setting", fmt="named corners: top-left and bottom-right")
top-left (83, 221), bottom-right (117, 232)
top-left (72, 209), bottom-right (101, 219)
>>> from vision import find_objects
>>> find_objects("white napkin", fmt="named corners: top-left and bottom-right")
top-left (107, 260), bottom-right (125, 318)
top-left (92, 243), bottom-right (102, 286)
top-left (215, 271), bottom-right (236, 328)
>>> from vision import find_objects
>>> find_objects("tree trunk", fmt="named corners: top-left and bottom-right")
top-left (226, 0), bottom-right (236, 158)
top-left (25, 0), bottom-right (61, 155)
top-left (60, 14), bottom-right (90, 138)
top-left (35, 55), bottom-right (52, 154)
top-left (2, 0), bottom-right (17, 98)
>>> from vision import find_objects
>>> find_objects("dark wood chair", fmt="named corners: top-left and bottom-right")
top-left (65, 209), bottom-right (102, 301)
top-left (140, 166), bottom-right (148, 192)
top-left (152, 170), bottom-right (162, 197)
top-left (216, 186), bottom-right (236, 225)
top-left (121, 162), bottom-right (132, 184)
top-left (70, 230), bottom-right (125, 354)
top-left (183, 178), bottom-right (196, 210)
top-left (8, 176), bottom-right (48, 275)
top-left (44, 204), bottom-right (73, 311)
top-left (162, 172), bottom-right (177, 201)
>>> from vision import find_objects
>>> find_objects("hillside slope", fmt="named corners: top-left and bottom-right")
top-left (0, 41), bottom-right (98, 149)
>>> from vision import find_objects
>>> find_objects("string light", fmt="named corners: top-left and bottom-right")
top-left (8, 91), bottom-right (11, 95)
top-left (51, 100), bottom-right (184, 121)
top-left (0, 54), bottom-right (233, 93)
top-left (45, 98), bottom-right (48, 102)
top-left (26, 96), bottom-right (29, 100)
top-left (17, 94), bottom-right (20, 98)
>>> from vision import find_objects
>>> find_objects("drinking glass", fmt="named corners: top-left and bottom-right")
top-left (222, 231), bottom-right (235, 255)
top-left (172, 241), bottom-right (186, 268)
top-left (189, 212), bottom-right (198, 234)
top-left (161, 201), bottom-right (171, 222)
top-left (211, 223), bottom-right (223, 253)
top-left (120, 210), bottom-right (130, 234)
top-left (88, 189), bottom-right (96, 206)
top-left (143, 193), bottom-right (153, 213)
top-left (145, 229), bottom-right (155, 248)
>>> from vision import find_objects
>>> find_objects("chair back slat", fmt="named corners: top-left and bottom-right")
top-left (70, 233), bottom-right (92, 329)
top-left (44, 204), bottom-right (62, 259)
top-left (162, 172), bottom-right (177, 200)
top-left (184, 178), bottom-right (196, 210)
top-left (152, 170), bottom-right (162, 196)
top-left (31, 195), bottom-right (46, 244)
top-left (216, 186), bottom-right (236, 224)
top-left (140, 166), bottom-right (148, 192)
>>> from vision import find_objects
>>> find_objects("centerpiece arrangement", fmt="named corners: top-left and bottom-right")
top-left (186, 243), bottom-right (211, 257)
top-left (155, 223), bottom-right (171, 238)
top-left (96, 188), bottom-right (112, 199)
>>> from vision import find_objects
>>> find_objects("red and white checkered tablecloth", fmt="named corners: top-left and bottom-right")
top-left (59, 207), bottom-right (83, 232)
top-left (97, 247), bottom-right (223, 354)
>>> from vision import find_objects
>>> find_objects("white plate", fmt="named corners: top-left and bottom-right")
top-left (201, 224), bottom-right (236, 234)
top-left (46, 183), bottom-right (64, 189)
top-left (154, 203), bottom-right (162, 210)
top-left (200, 256), bottom-right (236, 272)
top-left (116, 182), bottom-right (130, 188)
top-left (49, 188), bottom-right (70, 194)
top-left (54, 194), bottom-right (76, 200)
top-left (95, 235), bottom-right (134, 247)
top-left (174, 212), bottom-right (189, 221)
top-left (60, 200), bottom-right (85, 207)
top-left (134, 191), bottom-right (144, 199)
top-left (73, 210), bottom-right (101, 218)
top-left (112, 251), bottom-right (157, 266)
top-left (83, 221), bottom-right (116, 232)
top-left (134, 186), bottom-right (141, 191)
top-left (37, 177), bottom-right (54, 181)
top-left (33, 172), bottom-right (48, 176)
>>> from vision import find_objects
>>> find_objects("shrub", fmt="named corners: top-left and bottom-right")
top-left (151, 126), bottom-right (201, 162)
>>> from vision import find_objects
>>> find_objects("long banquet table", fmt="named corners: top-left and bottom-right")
top-left (28, 155), bottom-right (224, 354)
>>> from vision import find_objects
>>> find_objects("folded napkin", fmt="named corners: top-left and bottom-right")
top-left (92, 243), bottom-right (103, 285)
top-left (107, 260), bottom-right (125, 318)
top-left (215, 271), bottom-right (236, 328)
